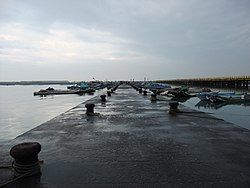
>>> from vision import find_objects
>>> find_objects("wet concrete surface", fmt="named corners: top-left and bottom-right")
top-left (1, 85), bottom-right (250, 187)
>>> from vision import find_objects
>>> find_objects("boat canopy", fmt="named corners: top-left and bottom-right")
top-left (77, 82), bottom-right (89, 89)
top-left (146, 82), bottom-right (171, 90)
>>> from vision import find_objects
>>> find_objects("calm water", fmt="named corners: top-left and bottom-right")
top-left (0, 86), bottom-right (249, 142)
top-left (183, 96), bottom-right (250, 130)
top-left (0, 85), bottom-right (103, 142)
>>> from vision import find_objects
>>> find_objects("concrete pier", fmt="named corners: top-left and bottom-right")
top-left (1, 85), bottom-right (250, 187)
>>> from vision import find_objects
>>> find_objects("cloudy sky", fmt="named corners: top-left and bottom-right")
top-left (0, 0), bottom-right (249, 81)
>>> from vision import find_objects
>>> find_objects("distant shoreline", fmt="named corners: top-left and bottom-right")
top-left (0, 81), bottom-right (77, 85)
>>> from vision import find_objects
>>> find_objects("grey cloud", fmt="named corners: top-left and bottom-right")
top-left (0, 0), bottom-right (249, 80)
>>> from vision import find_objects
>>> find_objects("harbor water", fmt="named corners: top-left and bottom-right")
top-left (183, 96), bottom-right (250, 130)
top-left (0, 85), bottom-right (249, 143)
top-left (0, 85), bottom-right (103, 142)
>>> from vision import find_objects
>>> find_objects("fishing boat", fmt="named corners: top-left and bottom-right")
top-left (196, 91), bottom-right (234, 101)
top-left (209, 95), bottom-right (228, 103)
top-left (188, 87), bottom-right (211, 94)
top-left (139, 82), bottom-right (171, 94)
top-left (67, 82), bottom-right (89, 90)
top-left (195, 97), bottom-right (250, 109)
top-left (168, 90), bottom-right (193, 98)
top-left (33, 88), bottom-right (84, 96)
top-left (196, 90), bottom-right (250, 103)
top-left (146, 83), bottom-right (171, 90)
top-left (84, 88), bottom-right (96, 93)
top-left (209, 93), bottom-right (250, 103)
top-left (161, 86), bottom-right (195, 98)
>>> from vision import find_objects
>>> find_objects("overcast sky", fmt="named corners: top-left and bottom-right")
top-left (0, 0), bottom-right (249, 81)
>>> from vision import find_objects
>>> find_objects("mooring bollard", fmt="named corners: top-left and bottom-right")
top-left (151, 94), bottom-right (157, 101)
top-left (111, 89), bottom-right (114, 93)
top-left (100, 95), bottom-right (106, 102)
top-left (169, 101), bottom-right (180, 114)
top-left (143, 90), bottom-right (147, 95)
top-left (151, 89), bottom-right (157, 95)
top-left (107, 90), bottom-right (111, 96)
top-left (85, 103), bottom-right (95, 115)
top-left (139, 88), bottom-right (142, 94)
top-left (10, 142), bottom-right (41, 176)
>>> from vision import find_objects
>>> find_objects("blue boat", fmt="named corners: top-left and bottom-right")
top-left (144, 82), bottom-right (171, 90)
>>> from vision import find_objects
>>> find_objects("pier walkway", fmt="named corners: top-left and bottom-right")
top-left (1, 85), bottom-right (250, 187)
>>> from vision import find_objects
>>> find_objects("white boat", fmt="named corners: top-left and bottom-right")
top-left (215, 93), bottom-right (250, 101)
top-left (196, 91), bottom-right (236, 101)
top-left (202, 92), bottom-right (250, 103)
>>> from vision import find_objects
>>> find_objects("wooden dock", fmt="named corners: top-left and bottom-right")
top-left (157, 76), bottom-right (250, 90)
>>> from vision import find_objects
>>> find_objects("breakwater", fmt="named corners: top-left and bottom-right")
top-left (1, 84), bottom-right (250, 187)
top-left (157, 76), bottom-right (250, 90)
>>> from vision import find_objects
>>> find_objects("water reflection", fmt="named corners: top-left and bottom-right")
top-left (183, 96), bottom-right (250, 130)
top-left (195, 100), bottom-right (250, 110)
top-left (0, 85), bottom-right (103, 142)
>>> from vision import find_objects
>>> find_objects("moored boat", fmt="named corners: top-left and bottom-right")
top-left (34, 88), bottom-right (83, 96)
top-left (67, 82), bottom-right (89, 90)
top-left (197, 91), bottom-right (250, 103)
top-left (196, 91), bottom-right (234, 101)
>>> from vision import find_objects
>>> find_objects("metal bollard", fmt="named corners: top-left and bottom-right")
top-left (139, 88), bottom-right (142, 94)
top-left (151, 94), bottom-right (157, 101)
top-left (143, 90), bottom-right (147, 95)
top-left (107, 90), bottom-right (111, 96)
top-left (151, 89), bottom-right (157, 94)
top-left (85, 103), bottom-right (95, 115)
top-left (169, 101), bottom-right (180, 114)
top-left (10, 142), bottom-right (41, 176)
top-left (100, 95), bottom-right (106, 102)
top-left (111, 89), bottom-right (114, 93)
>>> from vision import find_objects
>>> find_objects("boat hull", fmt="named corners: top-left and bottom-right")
top-left (34, 90), bottom-right (82, 96)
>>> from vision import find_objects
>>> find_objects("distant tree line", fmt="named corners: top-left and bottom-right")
top-left (0, 81), bottom-right (77, 85)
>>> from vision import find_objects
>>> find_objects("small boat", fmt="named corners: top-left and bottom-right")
top-left (209, 95), bottom-right (228, 103)
top-left (84, 88), bottom-right (96, 93)
top-left (34, 88), bottom-right (83, 96)
top-left (211, 93), bottom-right (250, 102)
top-left (199, 91), bottom-right (250, 103)
top-left (140, 82), bottom-right (171, 90)
top-left (196, 91), bottom-right (234, 101)
top-left (218, 91), bottom-right (235, 97)
top-left (166, 86), bottom-right (194, 98)
top-left (139, 82), bottom-right (171, 94)
top-left (33, 87), bottom-right (96, 96)
top-left (147, 83), bottom-right (171, 90)
top-left (243, 93), bottom-right (250, 100)
top-left (67, 82), bottom-right (89, 90)
top-left (168, 90), bottom-right (193, 98)
top-left (188, 87), bottom-right (211, 94)
top-left (196, 95), bottom-right (250, 109)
